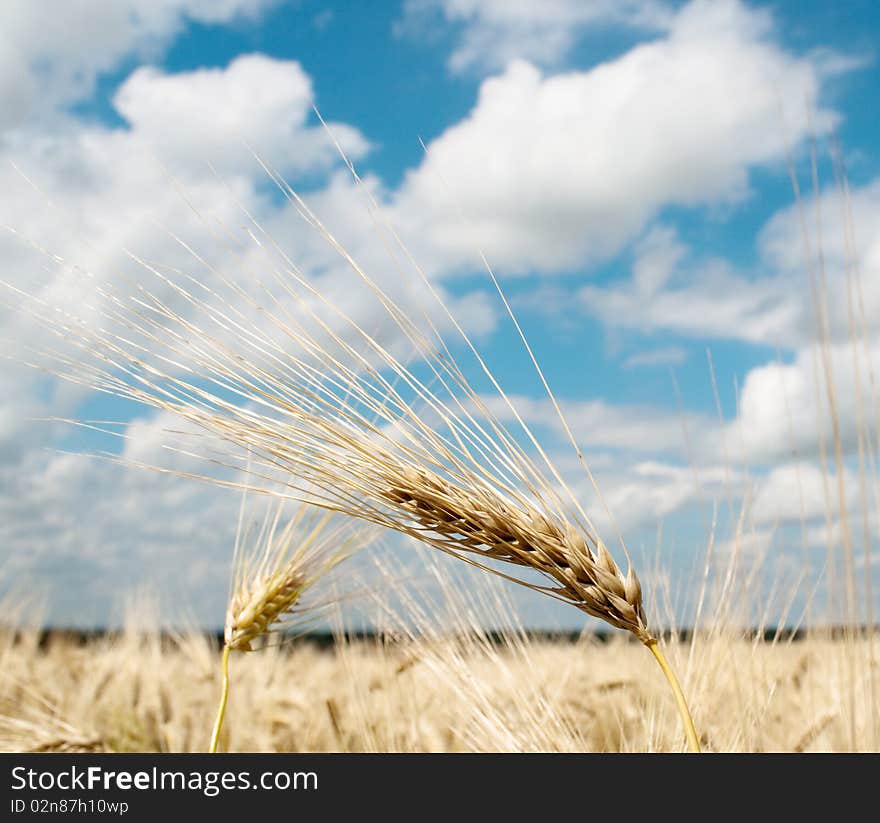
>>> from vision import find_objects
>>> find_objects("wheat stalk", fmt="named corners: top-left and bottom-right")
top-left (209, 500), bottom-right (372, 752)
top-left (5, 150), bottom-right (700, 751)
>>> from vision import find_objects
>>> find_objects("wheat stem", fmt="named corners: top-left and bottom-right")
top-left (209, 644), bottom-right (231, 753)
top-left (646, 639), bottom-right (700, 753)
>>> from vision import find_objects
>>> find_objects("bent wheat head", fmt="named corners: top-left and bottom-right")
top-left (7, 149), bottom-right (697, 750)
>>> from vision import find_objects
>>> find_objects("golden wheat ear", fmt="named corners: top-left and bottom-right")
top-left (209, 501), bottom-right (374, 753)
top-left (10, 133), bottom-right (699, 751)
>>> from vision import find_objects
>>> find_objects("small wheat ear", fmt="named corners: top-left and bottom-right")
top-left (209, 503), bottom-right (373, 753)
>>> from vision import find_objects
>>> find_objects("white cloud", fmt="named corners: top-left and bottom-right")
top-left (400, 0), bottom-right (673, 74)
top-left (750, 461), bottom-right (859, 525)
top-left (392, 0), bottom-right (841, 277)
top-left (803, 515), bottom-right (879, 557)
top-left (0, 55), bottom-right (376, 367)
top-left (729, 336), bottom-right (880, 463)
top-left (0, 42), bottom-right (508, 629)
top-left (597, 461), bottom-right (700, 530)
top-left (0, 0), bottom-right (279, 130)
top-left (549, 165), bottom-right (880, 358)
top-left (630, 225), bottom-right (684, 297)
top-left (567, 456), bottom-right (742, 534)
top-left (0, 428), bottom-right (239, 627)
top-left (113, 55), bottom-right (371, 178)
top-left (579, 228), bottom-right (805, 347)
top-left (559, 171), bottom-right (880, 471)
top-left (541, 328), bottom-right (867, 515)
top-left (477, 392), bottom-right (718, 456)
top-left (758, 177), bottom-right (880, 343)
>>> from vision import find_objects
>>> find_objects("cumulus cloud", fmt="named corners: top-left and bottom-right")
top-left (727, 335), bottom-right (880, 463)
top-left (578, 175), bottom-right (880, 353)
top-left (758, 177), bottom-right (880, 342)
top-left (392, 0), bottom-right (842, 277)
top-left (0, 45), bottom-right (500, 626)
top-left (486, 376), bottom-right (875, 537)
top-left (554, 171), bottom-right (880, 468)
top-left (0, 0), bottom-right (279, 130)
top-left (0, 423), bottom-right (240, 627)
top-left (478, 391), bottom-right (717, 456)
top-left (596, 460), bottom-right (708, 531)
top-left (0, 53), bottom-right (482, 398)
top-left (400, 0), bottom-right (673, 74)
top-left (714, 527), bottom-right (778, 560)
top-left (750, 461), bottom-right (859, 525)
top-left (113, 55), bottom-right (371, 178)
top-left (558, 455), bottom-right (743, 535)
top-left (579, 226), bottom-right (805, 347)
top-left (1, 58), bottom-right (375, 444)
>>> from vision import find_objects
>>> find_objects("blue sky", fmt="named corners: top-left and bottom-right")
top-left (1, 0), bottom-right (879, 631)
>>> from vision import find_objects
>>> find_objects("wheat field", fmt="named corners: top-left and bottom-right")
top-left (2, 621), bottom-right (877, 753)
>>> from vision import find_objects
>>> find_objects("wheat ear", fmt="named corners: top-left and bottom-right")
top-left (209, 503), bottom-right (372, 752)
top-left (8, 153), bottom-right (699, 751)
